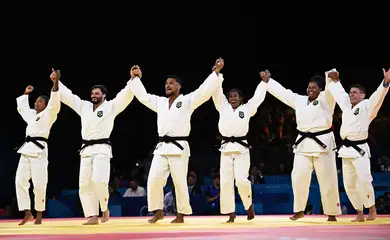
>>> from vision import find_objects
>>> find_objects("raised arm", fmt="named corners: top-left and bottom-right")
top-left (128, 66), bottom-right (158, 112)
top-left (321, 69), bottom-right (336, 110)
top-left (246, 81), bottom-right (268, 117)
top-left (16, 85), bottom-right (36, 123)
top-left (367, 69), bottom-right (390, 121)
top-left (59, 81), bottom-right (86, 116)
top-left (109, 80), bottom-right (135, 116)
top-left (48, 68), bottom-right (84, 116)
top-left (210, 73), bottom-right (227, 112)
top-left (326, 70), bottom-right (351, 112)
top-left (260, 70), bottom-right (297, 109)
top-left (189, 58), bottom-right (225, 112)
top-left (43, 70), bottom-right (61, 121)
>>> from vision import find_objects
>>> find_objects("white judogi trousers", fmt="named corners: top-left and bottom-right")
top-left (147, 151), bottom-right (192, 215)
top-left (79, 153), bottom-right (110, 218)
top-left (220, 151), bottom-right (252, 214)
top-left (292, 151), bottom-right (341, 216)
top-left (15, 153), bottom-right (48, 212)
top-left (342, 155), bottom-right (375, 211)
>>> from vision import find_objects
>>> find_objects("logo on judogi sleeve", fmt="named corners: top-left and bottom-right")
top-left (354, 108), bottom-right (359, 115)
top-left (97, 110), bottom-right (103, 118)
top-left (313, 100), bottom-right (319, 106)
top-left (36, 117), bottom-right (40, 121)
top-left (239, 111), bottom-right (245, 119)
top-left (176, 101), bottom-right (182, 108)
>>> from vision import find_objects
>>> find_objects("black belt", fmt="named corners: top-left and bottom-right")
top-left (15, 136), bottom-right (48, 151)
top-left (339, 139), bottom-right (367, 156)
top-left (292, 128), bottom-right (332, 149)
top-left (220, 136), bottom-right (251, 149)
top-left (158, 136), bottom-right (188, 150)
top-left (79, 138), bottom-right (111, 152)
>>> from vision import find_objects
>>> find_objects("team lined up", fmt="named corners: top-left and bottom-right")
top-left (15, 59), bottom-right (390, 225)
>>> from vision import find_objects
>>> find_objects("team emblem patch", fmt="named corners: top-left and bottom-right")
top-left (313, 100), bottom-right (319, 106)
top-left (97, 110), bottom-right (103, 118)
top-left (239, 111), bottom-right (245, 119)
top-left (354, 108), bottom-right (359, 115)
top-left (176, 101), bottom-right (182, 108)
top-left (36, 117), bottom-right (40, 121)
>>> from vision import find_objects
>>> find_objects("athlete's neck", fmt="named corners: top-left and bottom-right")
top-left (169, 93), bottom-right (180, 104)
top-left (93, 101), bottom-right (104, 111)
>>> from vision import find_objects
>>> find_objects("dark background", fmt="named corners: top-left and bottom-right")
top-left (0, 3), bottom-right (388, 205)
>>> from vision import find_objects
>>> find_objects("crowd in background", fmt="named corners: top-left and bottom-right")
top-left (3, 101), bottom-right (390, 217)
top-left (111, 103), bottom-right (390, 185)
top-left (106, 103), bottom-right (390, 215)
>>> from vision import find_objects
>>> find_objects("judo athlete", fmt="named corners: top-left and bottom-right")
top-left (260, 69), bottom-right (341, 221)
top-left (50, 69), bottom-right (135, 225)
top-left (327, 68), bottom-right (390, 222)
top-left (211, 75), bottom-right (268, 222)
top-left (128, 59), bottom-right (225, 223)
top-left (15, 69), bottom-right (61, 225)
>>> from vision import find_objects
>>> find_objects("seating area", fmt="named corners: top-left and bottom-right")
top-left (35, 173), bottom-right (390, 218)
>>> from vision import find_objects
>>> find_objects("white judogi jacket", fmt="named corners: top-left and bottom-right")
top-left (16, 91), bottom-right (61, 156)
top-left (328, 80), bottom-right (389, 158)
top-left (267, 75), bottom-right (336, 156)
top-left (129, 71), bottom-right (223, 156)
top-left (212, 81), bottom-right (268, 153)
top-left (59, 80), bottom-right (135, 157)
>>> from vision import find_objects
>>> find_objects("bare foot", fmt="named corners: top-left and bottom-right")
top-left (226, 213), bottom-right (236, 223)
top-left (101, 209), bottom-right (110, 223)
top-left (247, 204), bottom-right (255, 221)
top-left (148, 210), bottom-right (164, 224)
top-left (18, 210), bottom-right (33, 226)
top-left (82, 216), bottom-right (99, 225)
top-left (366, 206), bottom-right (377, 221)
top-left (34, 211), bottom-right (43, 225)
top-left (327, 215), bottom-right (337, 222)
top-left (170, 213), bottom-right (184, 223)
top-left (351, 211), bottom-right (365, 222)
top-left (289, 211), bottom-right (304, 221)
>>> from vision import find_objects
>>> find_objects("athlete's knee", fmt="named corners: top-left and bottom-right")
top-left (79, 180), bottom-right (91, 192)
top-left (220, 176), bottom-right (234, 186)
top-left (33, 180), bottom-right (47, 191)
top-left (147, 175), bottom-right (165, 188)
top-left (15, 178), bottom-right (22, 186)
top-left (15, 177), bottom-right (27, 188)
top-left (343, 178), bottom-right (355, 190)
top-left (356, 172), bottom-right (372, 185)
top-left (235, 176), bottom-right (250, 189)
top-left (33, 185), bottom-right (46, 196)
top-left (91, 178), bottom-right (108, 187)
top-left (291, 168), bottom-right (310, 182)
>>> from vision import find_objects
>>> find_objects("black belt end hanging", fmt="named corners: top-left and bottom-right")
top-left (339, 139), bottom-right (367, 156)
top-left (293, 128), bottom-right (332, 149)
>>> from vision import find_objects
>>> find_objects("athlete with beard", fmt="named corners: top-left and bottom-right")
top-left (51, 69), bottom-right (135, 225)
top-left (128, 59), bottom-right (224, 223)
